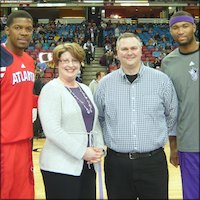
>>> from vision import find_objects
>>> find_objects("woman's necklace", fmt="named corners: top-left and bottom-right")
top-left (67, 86), bottom-right (93, 114)
top-left (58, 77), bottom-right (77, 88)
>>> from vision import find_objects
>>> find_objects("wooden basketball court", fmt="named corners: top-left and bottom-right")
top-left (33, 138), bottom-right (182, 199)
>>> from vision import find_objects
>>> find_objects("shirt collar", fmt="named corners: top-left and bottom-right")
top-left (119, 63), bottom-right (146, 80)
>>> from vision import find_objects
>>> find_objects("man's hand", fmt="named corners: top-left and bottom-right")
top-left (170, 149), bottom-right (179, 167)
top-left (169, 136), bottom-right (179, 167)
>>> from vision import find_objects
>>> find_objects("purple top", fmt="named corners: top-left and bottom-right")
top-left (67, 87), bottom-right (95, 133)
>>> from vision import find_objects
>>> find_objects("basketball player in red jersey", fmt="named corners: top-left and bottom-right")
top-left (1, 10), bottom-right (36, 199)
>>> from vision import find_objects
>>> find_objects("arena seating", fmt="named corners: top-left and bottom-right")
top-left (1, 22), bottom-right (176, 80)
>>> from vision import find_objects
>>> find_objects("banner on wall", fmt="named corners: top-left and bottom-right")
top-left (55, 18), bottom-right (85, 24)
top-left (38, 19), bottom-right (49, 24)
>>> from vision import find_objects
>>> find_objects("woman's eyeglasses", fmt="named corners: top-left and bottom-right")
top-left (59, 59), bottom-right (80, 65)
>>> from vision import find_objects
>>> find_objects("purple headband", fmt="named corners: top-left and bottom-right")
top-left (169, 16), bottom-right (194, 27)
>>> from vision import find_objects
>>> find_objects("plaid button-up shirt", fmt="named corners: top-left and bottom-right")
top-left (94, 64), bottom-right (178, 153)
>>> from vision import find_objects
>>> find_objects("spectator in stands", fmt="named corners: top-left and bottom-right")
top-left (104, 36), bottom-right (111, 46)
top-left (106, 19), bottom-right (112, 31)
top-left (34, 67), bottom-right (45, 94)
top-left (89, 71), bottom-right (105, 95)
top-left (153, 57), bottom-right (162, 69)
top-left (37, 61), bottom-right (47, 72)
top-left (58, 35), bottom-right (65, 43)
top-left (91, 22), bottom-right (98, 45)
top-left (154, 32), bottom-right (161, 41)
top-left (114, 25), bottom-right (120, 38)
top-left (165, 42), bottom-right (173, 54)
top-left (152, 47), bottom-right (162, 58)
top-left (28, 39), bottom-right (35, 48)
top-left (84, 26), bottom-right (91, 41)
top-left (159, 45), bottom-right (167, 58)
top-left (97, 25), bottom-right (104, 47)
top-left (38, 42), bottom-right (105, 199)
top-left (49, 41), bottom-right (56, 50)
top-left (99, 53), bottom-right (107, 67)
top-left (33, 70), bottom-right (44, 139)
top-left (79, 30), bottom-right (85, 42)
top-left (104, 42), bottom-right (112, 52)
top-left (94, 32), bottom-right (178, 200)
top-left (100, 20), bottom-right (107, 30)
top-left (112, 49), bottom-right (120, 67)
top-left (54, 34), bottom-right (60, 42)
top-left (83, 39), bottom-right (94, 64)
top-left (55, 20), bottom-right (62, 28)
top-left (69, 27), bottom-right (74, 39)
top-left (35, 39), bottom-right (42, 50)
top-left (1, 32), bottom-right (7, 43)
top-left (161, 34), bottom-right (169, 43)
top-left (108, 63), bottom-right (118, 73)
top-left (146, 37), bottom-right (157, 48)
top-left (76, 69), bottom-right (82, 83)
top-left (46, 60), bottom-right (55, 69)
top-left (42, 39), bottom-right (49, 50)
top-left (148, 27), bottom-right (154, 34)
top-left (1, 10), bottom-right (36, 199)
top-left (36, 25), bottom-right (45, 34)
top-left (1, 14), bottom-right (7, 30)
top-left (143, 57), bottom-right (154, 68)
top-left (105, 48), bottom-right (114, 68)
top-left (161, 11), bottom-right (200, 200)
top-left (111, 36), bottom-right (117, 51)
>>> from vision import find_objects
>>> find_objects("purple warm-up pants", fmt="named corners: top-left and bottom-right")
top-left (179, 152), bottom-right (200, 200)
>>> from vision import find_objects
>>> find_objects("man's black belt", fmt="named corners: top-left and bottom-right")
top-left (107, 147), bottom-right (163, 160)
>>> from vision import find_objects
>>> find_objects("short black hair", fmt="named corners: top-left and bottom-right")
top-left (6, 10), bottom-right (33, 27)
top-left (96, 71), bottom-right (104, 78)
top-left (170, 11), bottom-right (193, 19)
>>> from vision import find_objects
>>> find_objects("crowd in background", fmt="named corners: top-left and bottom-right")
top-left (1, 18), bottom-right (199, 79)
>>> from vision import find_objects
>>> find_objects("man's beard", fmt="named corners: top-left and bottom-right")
top-left (177, 36), bottom-right (194, 46)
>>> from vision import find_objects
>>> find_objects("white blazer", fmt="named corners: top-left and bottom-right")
top-left (38, 78), bottom-right (105, 176)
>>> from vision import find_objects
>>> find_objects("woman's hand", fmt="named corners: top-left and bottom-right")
top-left (83, 147), bottom-right (104, 164)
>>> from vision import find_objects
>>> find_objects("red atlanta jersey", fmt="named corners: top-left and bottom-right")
top-left (1, 44), bottom-right (36, 144)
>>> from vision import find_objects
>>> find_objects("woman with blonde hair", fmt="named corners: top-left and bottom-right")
top-left (38, 42), bottom-right (105, 199)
